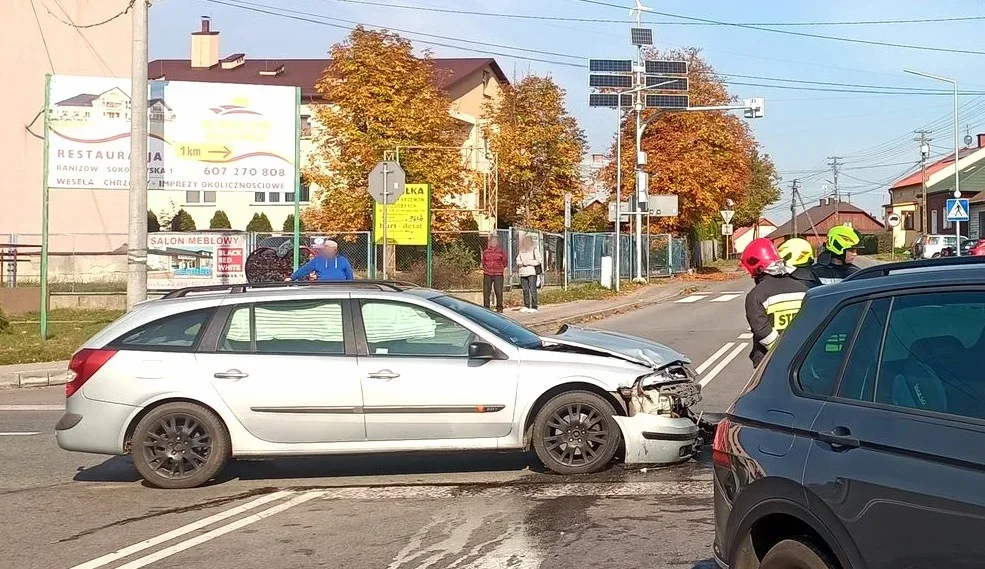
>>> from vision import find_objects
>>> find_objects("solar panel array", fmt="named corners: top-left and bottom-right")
top-left (630, 27), bottom-right (653, 46)
top-left (645, 60), bottom-right (688, 75)
top-left (589, 74), bottom-right (634, 89)
top-left (645, 94), bottom-right (689, 109)
top-left (644, 77), bottom-right (688, 91)
top-left (589, 93), bottom-right (636, 108)
top-left (589, 59), bottom-right (633, 73)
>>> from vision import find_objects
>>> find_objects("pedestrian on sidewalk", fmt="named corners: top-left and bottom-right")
top-left (516, 235), bottom-right (542, 313)
top-left (481, 235), bottom-right (508, 312)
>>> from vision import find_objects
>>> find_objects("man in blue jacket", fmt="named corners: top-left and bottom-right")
top-left (285, 237), bottom-right (354, 281)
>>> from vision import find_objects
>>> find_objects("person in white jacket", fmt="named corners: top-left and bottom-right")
top-left (515, 235), bottom-right (542, 312)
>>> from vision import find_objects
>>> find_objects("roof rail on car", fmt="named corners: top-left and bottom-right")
top-left (844, 255), bottom-right (985, 282)
top-left (161, 280), bottom-right (417, 299)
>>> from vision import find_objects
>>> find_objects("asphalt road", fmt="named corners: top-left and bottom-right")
top-left (0, 277), bottom-right (755, 569)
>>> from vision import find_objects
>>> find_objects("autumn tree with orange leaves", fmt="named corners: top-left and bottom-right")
top-left (483, 76), bottom-right (586, 232)
top-left (601, 48), bottom-right (777, 233)
top-left (303, 27), bottom-right (472, 232)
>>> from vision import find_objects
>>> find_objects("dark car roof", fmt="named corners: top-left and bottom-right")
top-left (809, 258), bottom-right (985, 302)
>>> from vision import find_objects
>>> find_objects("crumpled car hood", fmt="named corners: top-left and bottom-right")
top-left (544, 324), bottom-right (690, 371)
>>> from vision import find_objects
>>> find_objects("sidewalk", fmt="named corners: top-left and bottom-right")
top-left (511, 280), bottom-right (702, 332)
top-left (0, 360), bottom-right (71, 389)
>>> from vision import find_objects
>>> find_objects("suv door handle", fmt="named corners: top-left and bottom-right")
top-left (817, 427), bottom-right (860, 449)
top-left (367, 369), bottom-right (400, 380)
top-left (214, 369), bottom-right (249, 380)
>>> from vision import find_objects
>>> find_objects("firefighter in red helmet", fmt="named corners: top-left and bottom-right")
top-left (740, 237), bottom-right (816, 368)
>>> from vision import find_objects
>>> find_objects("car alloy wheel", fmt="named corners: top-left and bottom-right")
top-left (131, 402), bottom-right (230, 489)
top-left (532, 391), bottom-right (620, 475)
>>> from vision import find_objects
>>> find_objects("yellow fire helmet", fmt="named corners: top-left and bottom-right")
top-left (778, 237), bottom-right (816, 267)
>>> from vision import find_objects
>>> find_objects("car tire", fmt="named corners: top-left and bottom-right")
top-left (760, 538), bottom-right (837, 569)
top-left (532, 390), bottom-right (621, 475)
top-left (932, 253), bottom-right (941, 258)
top-left (131, 402), bottom-right (230, 489)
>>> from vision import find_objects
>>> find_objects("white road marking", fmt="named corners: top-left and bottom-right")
top-left (68, 490), bottom-right (293, 569)
top-left (676, 295), bottom-right (708, 303)
top-left (710, 294), bottom-right (741, 302)
top-left (737, 332), bottom-right (753, 340)
top-left (0, 404), bottom-right (65, 411)
top-left (695, 343), bottom-right (735, 376)
top-left (719, 291), bottom-right (745, 294)
top-left (114, 491), bottom-right (325, 569)
top-left (0, 432), bottom-right (41, 436)
top-left (699, 343), bottom-right (748, 388)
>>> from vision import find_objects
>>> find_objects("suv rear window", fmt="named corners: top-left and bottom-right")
top-left (111, 308), bottom-right (214, 350)
top-left (796, 302), bottom-right (864, 396)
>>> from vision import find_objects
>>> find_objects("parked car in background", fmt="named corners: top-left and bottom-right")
top-left (56, 281), bottom-right (705, 489)
top-left (713, 256), bottom-right (985, 569)
top-left (965, 238), bottom-right (985, 256)
top-left (912, 234), bottom-right (970, 258)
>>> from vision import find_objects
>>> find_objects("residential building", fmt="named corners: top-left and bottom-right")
top-left (147, 18), bottom-right (508, 232)
top-left (770, 198), bottom-right (884, 250)
top-left (886, 134), bottom-right (985, 244)
top-left (732, 218), bottom-right (777, 254)
top-left (0, 0), bottom-right (132, 249)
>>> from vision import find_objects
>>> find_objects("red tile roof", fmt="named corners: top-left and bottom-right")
top-left (891, 147), bottom-right (978, 189)
top-left (147, 57), bottom-right (508, 100)
top-left (732, 218), bottom-right (776, 241)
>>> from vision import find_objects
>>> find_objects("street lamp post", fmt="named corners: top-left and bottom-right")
top-left (905, 69), bottom-right (960, 255)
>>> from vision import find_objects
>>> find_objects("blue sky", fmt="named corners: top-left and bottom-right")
top-left (150, 0), bottom-right (985, 220)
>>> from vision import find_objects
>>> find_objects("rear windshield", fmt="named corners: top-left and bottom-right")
top-left (928, 237), bottom-right (941, 244)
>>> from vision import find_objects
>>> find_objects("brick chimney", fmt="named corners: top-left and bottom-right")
top-left (977, 133), bottom-right (985, 149)
top-left (191, 16), bottom-right (220, 68)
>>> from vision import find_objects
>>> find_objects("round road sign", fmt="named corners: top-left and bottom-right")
top-left (887, 213), bottom-right (901, 228)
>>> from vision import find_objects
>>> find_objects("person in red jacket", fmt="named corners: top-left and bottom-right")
top-left (481, 235), bottom-right (508, 312)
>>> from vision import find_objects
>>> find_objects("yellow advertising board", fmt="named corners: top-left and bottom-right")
top-left (373, 184), bottom-right (430, 245)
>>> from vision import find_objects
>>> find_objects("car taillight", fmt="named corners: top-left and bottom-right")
top-left (712, 417), bottom-right (732, 468)
top-left (66, 349), bottom-right (116, 398)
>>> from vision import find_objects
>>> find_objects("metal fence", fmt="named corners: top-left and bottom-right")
top-left (2, 233), bottom-right (128, 291)
top-left (567, 232), bottom-right (690, 283)
top-left (252, 231), bottom-right (372, 277)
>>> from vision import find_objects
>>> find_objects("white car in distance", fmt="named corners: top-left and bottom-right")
top-left (56, 281), bottom-right (703, 488)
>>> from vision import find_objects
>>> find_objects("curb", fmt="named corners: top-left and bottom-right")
top-left (523, 284), bottom-right (700, 333)
top-left (0, 365), bottom-right (71, 390)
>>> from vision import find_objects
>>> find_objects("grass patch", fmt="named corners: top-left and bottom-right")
top-left (500, 282), bottom-right (643, 308)
top-left (8, 309), bottom-right (124, 323)
top-left (0, 316), bottom-right (119, 366)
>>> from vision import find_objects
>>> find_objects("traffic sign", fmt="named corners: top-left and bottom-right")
top-left (721, 224), bottom-right (734, 236)
top-left (647, 194), bottom-right (679, 217)
top-left (368, 161), bottom-right (405, 205)
top-left (946, 198), bottom-right (970, 222)
top-left (887, 213), bottom-right (901, 228)
top-left (720, 209), bottom-right (735, 224)
top-left (564, 193), bottom-right (573, 229)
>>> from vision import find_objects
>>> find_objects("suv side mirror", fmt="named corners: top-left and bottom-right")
top-left (468, 341), bottom-right (498, 360)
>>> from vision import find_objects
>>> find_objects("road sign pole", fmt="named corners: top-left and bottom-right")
top-left (293, 87), bottom-right (301, 270)
top-left (382, 167), bottom-right (389, 279)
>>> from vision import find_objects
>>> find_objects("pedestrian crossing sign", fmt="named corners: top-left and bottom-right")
top-left (946, 198), bottom-right (970, 222)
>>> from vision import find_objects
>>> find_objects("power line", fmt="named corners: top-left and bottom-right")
top-left (321, 0), bottom-right (985, 27)
top-left (43, 0), bottom-right (135, 29)
top-left (29, 0), bottom-right (54, 72)
top-left (573, 0), bottom-right (985, 57)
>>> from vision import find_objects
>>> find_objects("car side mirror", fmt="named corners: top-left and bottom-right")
top-left (468, 341), bottom-right (498, 360)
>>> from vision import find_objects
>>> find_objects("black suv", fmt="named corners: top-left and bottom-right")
top-left (713, 257), bottom-right (985, 569)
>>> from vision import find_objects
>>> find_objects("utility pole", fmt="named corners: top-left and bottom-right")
top-left (790, 179), bottom-right (800, 236)
top-left (127, 0), bottom-right (149, 310)
top-left (915, 130), bottom-right (932, 233)
top-left (828, 156), bottom-right (843, 225)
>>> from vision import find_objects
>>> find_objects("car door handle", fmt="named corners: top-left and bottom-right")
top-left (367, 369), bottom-right (400, 380)
top-left (214, 369), bottom-right (249, 380)
top-left (817, 427), bottom-right (860, 449)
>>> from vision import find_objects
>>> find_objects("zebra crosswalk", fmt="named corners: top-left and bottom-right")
top-left (675, 292), bottom-right (744, 304)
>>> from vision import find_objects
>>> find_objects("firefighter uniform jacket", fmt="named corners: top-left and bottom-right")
top-left (811, 250), bottom-right (859, 285)
top-left (744, 272), bottom-right (815, 367)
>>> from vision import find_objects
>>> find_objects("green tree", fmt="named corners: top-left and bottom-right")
top-left (246, 213), bottom-right (273, 232)
top-left (147, 210), bottom-right (160, 233)
top-left (169, 209), bottom-right (196, 232)
top-left (483, 75), bottom-right (586, 232)
top-left (571, 205), bottom-right (611, 232)
top-left (304, 27), bottom-right (473, 233)
top-left (209, 210), bottom-right (232, 229)
top-left (282, 214), bottom-right (306, 232)
top-left (732, 149), bottom-right (781, 229)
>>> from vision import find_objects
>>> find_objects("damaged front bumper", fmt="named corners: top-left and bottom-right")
top-left (614, 414), bottom-right (700, 465)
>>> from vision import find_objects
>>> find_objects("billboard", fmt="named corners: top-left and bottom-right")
top-left (148, 232), bottom-right (248, 290)
top-left (46, 75), bottom-right (297, 192)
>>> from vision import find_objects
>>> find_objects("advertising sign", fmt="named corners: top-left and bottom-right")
top-left (46, 75), bottom-right (297, 192)
top-left (373, 184), bottom-right (430, 246)
top-left (148, 232), bottom-right (248, 290)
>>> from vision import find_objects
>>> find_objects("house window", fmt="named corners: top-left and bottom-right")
top-left (903, 211), bottom-right (914, 231)
top-left (107, 112), bottom-right (120, 119)
top-left (300, 115), bottom-right (312, 139)
top-left (932, 209), bottom-right (939, 234)
top-left (204, 191), bottom-right (216, 203)
top-left (284, 181), bottom-right (311, 203)
top-left (254, 192), bottom-right (266, 203)
top-left (186, 191), bottom-right (200, 204)
top-left (268, 192), bottom-right (280, 203)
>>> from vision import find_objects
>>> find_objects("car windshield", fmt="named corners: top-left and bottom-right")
top-left (429, 294), bottom-right (543, 349)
